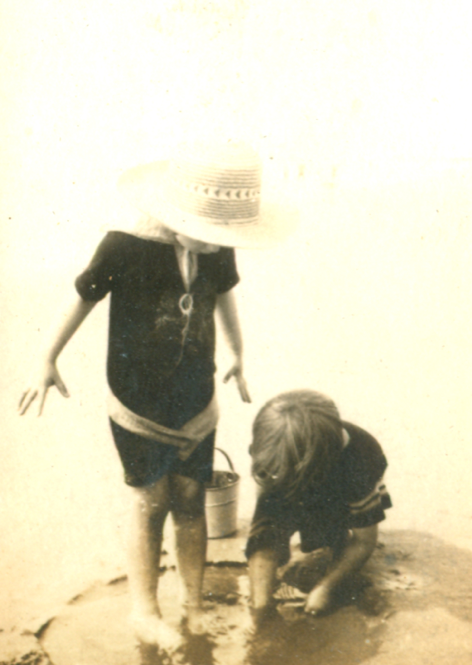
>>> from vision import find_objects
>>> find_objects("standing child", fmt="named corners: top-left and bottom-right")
top-left (19, 142), bottom-right (291, 654)
top-left (246, 389), bottom-right (392, 625)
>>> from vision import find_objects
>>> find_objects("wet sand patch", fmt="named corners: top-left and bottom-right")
top-left (40, 530), bottom-right (472, 665)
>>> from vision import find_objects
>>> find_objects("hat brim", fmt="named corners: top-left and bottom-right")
top-left (118, 161), bottom-right (298, 249)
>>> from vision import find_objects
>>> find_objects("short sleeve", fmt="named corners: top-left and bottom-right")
top-left (215, 248), bottom-right (240, 294)
top-left (346, 478), bottom-right (392, 529)
top-left (340, 424), bottom-right (392, 529)
top-left (75, 232), bottom-right (122, 301)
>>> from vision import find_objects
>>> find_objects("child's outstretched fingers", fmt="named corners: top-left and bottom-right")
top-left (18, 389), bottom-right (38, 415)
top-left (236, 374), bottom-right (251, 403)
top-left (37, 385), bottom-right (51, 417)
top-left (18, 362), bottom-right (69, 416)
top-left (51, 367), bottom-right (69, 399)
top-left (223, 364), bottom-right (251, 403)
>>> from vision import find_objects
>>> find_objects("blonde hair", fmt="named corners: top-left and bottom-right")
top-left (250, 390), bottom-right (343, 498)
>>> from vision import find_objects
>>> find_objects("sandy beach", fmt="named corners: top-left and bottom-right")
top-left (36, 530), bottom-right (472, 665)
top-left (2, 1), bottom-right (472, 662)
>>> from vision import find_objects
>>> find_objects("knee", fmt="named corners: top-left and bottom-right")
top-left (170, 476), bottom-right (205, 519)
top-left (172, 493), bottom-right (205, 520)
top-left (130, 479), bottom-right (171, 520)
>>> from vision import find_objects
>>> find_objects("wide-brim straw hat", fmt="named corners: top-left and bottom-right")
top-left (117, 142), bottom-right (297, 248)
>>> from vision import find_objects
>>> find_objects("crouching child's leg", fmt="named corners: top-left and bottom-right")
top-left (304, 524), bottom-right (378, 615)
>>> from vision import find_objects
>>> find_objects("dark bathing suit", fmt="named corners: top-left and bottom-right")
top-left (75, 231), bottom-right (239, 487)
top-left (246, 422), bottom-right (392, 566)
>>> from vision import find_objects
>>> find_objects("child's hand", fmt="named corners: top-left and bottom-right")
top-left (223, 360), bottom-right (251, 403)
top-left (19, 361), bottom-right (69, 416)
top-left (304, 583), bottom-right (332, 616)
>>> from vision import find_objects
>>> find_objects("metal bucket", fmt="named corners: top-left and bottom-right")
top-left (205, 448), bottom-right (240, 539)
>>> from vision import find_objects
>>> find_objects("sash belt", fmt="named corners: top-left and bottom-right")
top-left (108, 391), bottom-right (219, 461)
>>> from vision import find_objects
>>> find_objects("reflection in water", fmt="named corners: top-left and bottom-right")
top-left (137, 644), bottom-right (160, 665)
top-left (138, 633), bottom-right (216, 665)
top-left (41, 531), bottom-right (472, 665)
top-left (178, 633), bottom-right (216, 665)
top-left (245, 608), bottom-right (384, 665)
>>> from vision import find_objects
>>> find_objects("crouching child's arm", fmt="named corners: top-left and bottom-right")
top-left (19, 294), bottom-right (97, 416)
top-left (305, 524), bottom-right (378, 615)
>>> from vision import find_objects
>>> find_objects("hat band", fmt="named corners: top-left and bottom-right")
top-left (173, 180), bottom-right (260, 201)
top-left (167, 179), bottom-right (260, 222)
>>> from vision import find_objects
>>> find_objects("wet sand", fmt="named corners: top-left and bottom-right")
top-left (40, 529), bottom-right (472, 665)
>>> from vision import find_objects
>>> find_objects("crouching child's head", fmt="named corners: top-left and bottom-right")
top-left (249, 390), bottom-right (344, 498)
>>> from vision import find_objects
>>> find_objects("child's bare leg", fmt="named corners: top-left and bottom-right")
top-left (170, 474), bottom-right (208, 635)
top-left (248, 549), bottom-right (279, 627)
top-left (305, 525), bottom-right (378, 615)
top-left (127, 476), bottom-right (183, 650)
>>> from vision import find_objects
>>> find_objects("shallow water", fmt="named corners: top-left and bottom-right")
top-left (40, 531), bottom-right (472, 665)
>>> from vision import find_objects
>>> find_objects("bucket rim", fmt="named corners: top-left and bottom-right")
top-left (204, 471), bottom-right (240, 490)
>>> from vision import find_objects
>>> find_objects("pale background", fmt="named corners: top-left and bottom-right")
top-left (2, 0), bottom-right (472, 631)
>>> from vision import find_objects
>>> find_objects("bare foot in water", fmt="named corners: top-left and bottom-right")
top-left (131, 611), bottom-right (183, 652)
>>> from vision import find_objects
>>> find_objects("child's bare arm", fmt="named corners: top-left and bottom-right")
top-left (305, 524), bottom-right (378, 615)
top-left (248, 548), bottom-right (279, 625)
top-left (215, 289), bottom-right (251, 403)
top-left (19, 294), bottom-right (97, 416)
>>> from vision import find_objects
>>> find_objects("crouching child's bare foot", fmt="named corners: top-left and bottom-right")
top-left (130, 610), bottom-right (183, 653)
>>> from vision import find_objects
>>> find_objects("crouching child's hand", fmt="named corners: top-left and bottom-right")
top-left (304, 583), bottom-right (332, 616)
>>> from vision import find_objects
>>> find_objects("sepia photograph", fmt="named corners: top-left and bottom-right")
top-left (2, 1), bottom-right (472, 663)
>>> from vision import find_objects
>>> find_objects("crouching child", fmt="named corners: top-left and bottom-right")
top-left (245, 390), bottom-right (392, 623)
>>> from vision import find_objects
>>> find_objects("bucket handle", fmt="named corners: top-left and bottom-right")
top-left (215, 447), bottom-right (236, 473)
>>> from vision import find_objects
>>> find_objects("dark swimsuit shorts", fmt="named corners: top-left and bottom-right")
top-left (110, 419), bottom-right (216, 487)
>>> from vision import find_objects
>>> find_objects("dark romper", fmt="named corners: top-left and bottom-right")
top-left (75, 231), bottom-right (239, 487)
top-left (245, 422), bottom-right (392, 566)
